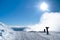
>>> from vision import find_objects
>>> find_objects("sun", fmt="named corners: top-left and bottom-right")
top-left (40, 2), bottom-right (48, 11)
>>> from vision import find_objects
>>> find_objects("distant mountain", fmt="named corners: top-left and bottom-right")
top-left (11, 27), bottom-right (27, 31)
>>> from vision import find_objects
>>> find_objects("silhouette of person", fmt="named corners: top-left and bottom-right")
top-left (44, 29), bottom-right (45, 32)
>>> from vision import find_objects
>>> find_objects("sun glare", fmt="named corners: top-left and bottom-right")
top-left (40, 2), bottom-right (48, 11)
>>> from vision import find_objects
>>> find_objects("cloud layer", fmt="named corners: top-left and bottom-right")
top-left (26, 12), bottom-right (60, 32)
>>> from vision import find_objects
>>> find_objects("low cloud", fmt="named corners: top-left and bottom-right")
top-left (26, 12), bottom-right (60, 32)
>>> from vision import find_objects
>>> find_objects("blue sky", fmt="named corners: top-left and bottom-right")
top-left (0, 0), bottom-right (60, 26)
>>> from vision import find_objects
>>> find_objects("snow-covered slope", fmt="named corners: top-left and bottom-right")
top-left (14, 31), bottom-right (60, 40)
top-left (0, 22), bottom-right (15, 40)
top-left (0, 22), bottom-right (60, 40)
top-left (14, 31), bottom-right (49, 40)
top-left (38, 32), bottom-right (60, 40)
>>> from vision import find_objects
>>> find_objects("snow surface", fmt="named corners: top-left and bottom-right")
top-left (38, 32), bottom-right (60, 40)
top-left (14, 31), bottom-right (60, 40)
top-left (14, 31), bottom-right (49, 40)
top-left (0, 30), bottom-right (60, 40)
top-left (0, 22), bottom-right (60, 40)
top-left (0, 22), bottom-right (16, 40)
